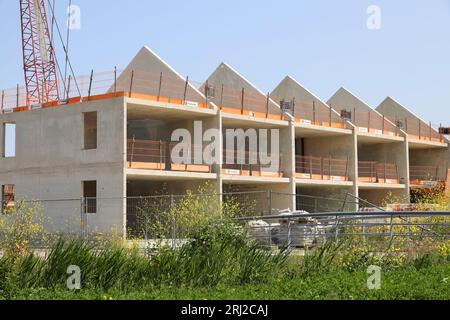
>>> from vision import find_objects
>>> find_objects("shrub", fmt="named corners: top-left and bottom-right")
top-left (0, 200), bottom-right (50, 258)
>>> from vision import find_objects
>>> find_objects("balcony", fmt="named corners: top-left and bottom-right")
top-left (352, 111), bottom-right (400, 137)
top-left (295, 155), bottom-right (350, 182)
top-left (202, 85), bottom-right (284, 121)
top-left (127, 139), bottom-right (212, 173)
top-left (222, 150), bottom-right (284, 178)
top-left (386, 116), bottom-right (446, 144)
top-left (410, 166), bottom-right (448, 187)
top-left (358, 161), bottom-right (399, 184)
top-left (290, 101), bottom-right (346, 129)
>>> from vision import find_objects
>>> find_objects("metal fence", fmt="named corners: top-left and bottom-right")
top-left (2, 192), bottom-right (449, 251)
top-left (240, 211), bottom-right (450, 251)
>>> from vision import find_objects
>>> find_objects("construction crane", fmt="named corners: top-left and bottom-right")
top-left (20, 0), bottom-right (60, 105)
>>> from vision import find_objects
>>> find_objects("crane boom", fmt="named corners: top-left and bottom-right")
top-left (20, 0), bottom-right (59, 105)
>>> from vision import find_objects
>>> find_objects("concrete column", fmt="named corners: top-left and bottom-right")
top-left (122, 98), bottom-right (128, 239)
top-left (351, 129), bottom-right (359, 211)
top-left (204, 111), bottom-right (222, 185)
top-left (0, 122), bottom-right (4, 158)
top-left (280, 123), bottom-right (296, 210)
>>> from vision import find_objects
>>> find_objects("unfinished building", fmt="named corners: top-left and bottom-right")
top-left (0, 46), bottom-right (448, 237)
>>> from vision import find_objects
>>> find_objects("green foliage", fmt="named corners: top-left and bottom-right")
top-left (5, 263), bottom-right (449, 300)
top-left (0, 200), bottom-right (50, 258)
top-left (0, 218), bottom-right (288, 298)
top-left (131, 182), bottom-right (253, 240)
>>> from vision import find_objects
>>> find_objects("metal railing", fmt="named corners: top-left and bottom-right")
top-left (239, 211), bottom-right (450, 250)
top-left (358, 161), bottom-right (399, 184)
top-left (281, 101), bottom-right (346, 128)
top-left (385, 116), bottom-right (446, 143)
top-left (1, 69), bottom-right (289, 120)
top-left (295, 155), bottom-right (350, 181)
top-left (222, 150), bottom-right (284, 177)
top-left (127, 139), bottom-right (213, 173)
top-left (410, 165), bottom-right (448, 185)
top-left (351, 110), bottom-right (399, 136)
top-left (203, 83), bottom-right (284, 119)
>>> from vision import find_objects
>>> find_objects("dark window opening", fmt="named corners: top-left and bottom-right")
top-left (2, 185), bottom-right (15, 213)
top-left (83, 112), bottom-right (97, 150)
top-left (83, 181), bottom-right (97, 214)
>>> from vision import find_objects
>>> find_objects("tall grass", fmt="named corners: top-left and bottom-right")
top-left (0, 219), bottom-right (288, 297)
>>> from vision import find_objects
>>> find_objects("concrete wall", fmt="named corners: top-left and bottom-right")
top-left (359, 189), bottom-right (407, 207)
top-left (299, 134), bottom-right (357, 181)
top-left (377, 97), bottom-right (431, 130)
top-left (328, 87), bottom-right (373, 113)
top-left (297, 186), bottom-right (355, 212)
top-left (358, 141), bottom-right (409, 185)
top-left (116, 46), bottom-right (206, 103)
top-left (409, 148), bottom-right (449, 169)
top-left (0, 98), bottom-right (127, 235)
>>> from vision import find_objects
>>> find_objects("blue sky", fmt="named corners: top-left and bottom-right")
top-left (0, 0), bottom-right (449, 131)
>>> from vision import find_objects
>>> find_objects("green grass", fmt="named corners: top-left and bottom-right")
top-left (1, 218), bottom-right (449, 301)
top-left (7, 264), bottom-right (449, 300)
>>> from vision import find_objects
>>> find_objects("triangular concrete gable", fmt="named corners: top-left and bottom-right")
top-left (328, 87), bottom-right (399, 133)
top-left (328, 87), bottom-right (373, 113)
top-left (116, 46), bottom-right (207, 104)
top-left (377, 97), bottom-right (446, 141)
top-left (271, 76), bottom-right (343, 124)
top-left (203, 63), bottom-right (281, 116)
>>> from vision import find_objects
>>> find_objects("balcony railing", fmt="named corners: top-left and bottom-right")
top-left (295, 155), bottom-right (350, 182)
top-left (203, 84), bottom-right (284, 120)
top-left (410, 166), bottom-right (447, 186)
top-left (358, 161), bottom-right (399, 184)
top-left (385, 116), bottom-right (446, 143)
top-left (352, 111), bottom-right (399, 137)
top-left (222, 150), bottom-right (284, 178)
top-left (0, 69), bottom-right (214, 113)
top-left (127, 139), bottom-right (212, 173)
top-left (284, 101), bottom-right (346, 129)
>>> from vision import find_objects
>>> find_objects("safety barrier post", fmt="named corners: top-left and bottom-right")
top-left (183, 76), bottom-right (189, 104)
top-left (220, 84), bottom-right (224, 110)
top-left (329, 105), bottom-right (332, 127)
top-left (88, 69), bottom-right (93, 99)
top-left (129, 70), bottom-right (134, 98)
top-left (157, 72), bottom-right (162, 101)
top-left (241, 88), bottom-right (245, 115)
top-left (292, 97), bottom-right (296, 117)
top-left (429, 122), bottom-right (432, 141)
top-left (419, 120), bottom-right (422, 140)
top-left (114, 67), bottom-right (117, 96)
top-left (204, 80), bottom-right (209, 106)
top-left (313, 101), bottom-right (316, 124)
top-left (66, 75), bottom-right (71, 100)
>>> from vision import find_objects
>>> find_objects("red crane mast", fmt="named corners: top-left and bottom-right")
top-left (20, 0), bottom-right (59, 105)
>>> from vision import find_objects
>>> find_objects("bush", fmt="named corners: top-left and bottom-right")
top-left (0, 200), bottom-right (50, 258)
